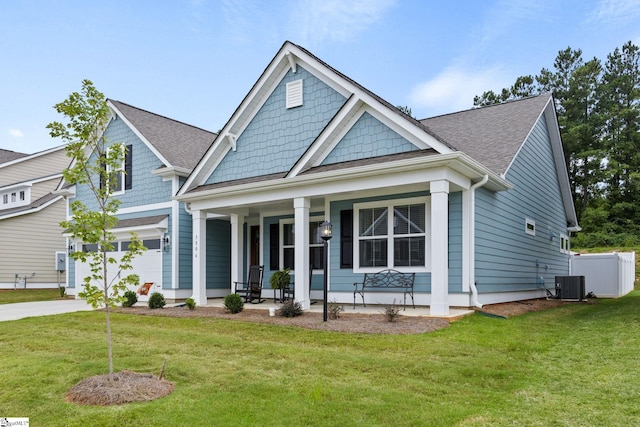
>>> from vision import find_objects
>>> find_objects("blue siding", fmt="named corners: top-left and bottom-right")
top-left (475, 116), bottom-right (570, 293)
top-left (73, 117), bottom-right (172, 211)
top-left (322, 112), bottom-right (417, 165)
top-left (178, 203), bottom-right (193, 289)
top-left (206, 219), bottom-right (231, 289)
top-left (448, 192), bottom-right (463, 293)
top-left (206, 66), bottom-right (346, 184)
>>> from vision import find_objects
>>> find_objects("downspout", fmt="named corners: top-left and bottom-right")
top-left (469, 175), bottom-right (489, 308)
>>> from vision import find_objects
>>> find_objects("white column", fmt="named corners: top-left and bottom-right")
top-left (191, 209), bottom-right (207, 306)
top-left (230, 214), bottom-right (244, 292)
top-left (294, 197), bottom-right (310, 309)
top-left (430, 180), bottom-right (450, 316)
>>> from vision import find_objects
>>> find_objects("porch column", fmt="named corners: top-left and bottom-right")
top-left (294, 197), bottom-right (310, 310)
top-left (230, 214), bottom-right (244, 292)
top-left (430, 180), bottom-right (450, 316)
top-left (192, 209), bottom-right (207, 306)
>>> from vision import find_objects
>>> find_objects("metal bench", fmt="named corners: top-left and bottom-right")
top-left (353, 269), bottom-right (415, 310)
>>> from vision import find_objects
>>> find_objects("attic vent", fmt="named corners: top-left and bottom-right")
top-left (286, 79), bottom-right (303, 109)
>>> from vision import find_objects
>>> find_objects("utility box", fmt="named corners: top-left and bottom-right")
top-left (555, 275), bottom-right (585, 301)
top-left (55, 251), bottom-right (67, 272)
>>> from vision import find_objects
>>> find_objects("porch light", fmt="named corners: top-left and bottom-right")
top-left (319, 221), bottom-right (332, 322)
top-left (320, 221), bottom-right (332, 241)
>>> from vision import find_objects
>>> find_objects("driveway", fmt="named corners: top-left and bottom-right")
top-left (0, 299), bottom-right (94, 322)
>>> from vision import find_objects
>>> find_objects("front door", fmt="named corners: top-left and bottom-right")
top-left (250, 226), bottom-right (260, 266)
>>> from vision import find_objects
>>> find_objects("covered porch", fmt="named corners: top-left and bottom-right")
top-left (180, 152), bottom-right (510, 316)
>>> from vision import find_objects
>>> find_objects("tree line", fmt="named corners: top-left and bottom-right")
top-left (474, 41), bottom-right (640, 247)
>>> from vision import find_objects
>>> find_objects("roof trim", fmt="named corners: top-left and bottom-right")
top-left (0, 144), bottom-right (67, 169)
top-left (178, 152), bottom-right (511, 209)
top-left (178, 41), bottom-right (453, 196)
top-left (107, 100), bottom-right (172, 167)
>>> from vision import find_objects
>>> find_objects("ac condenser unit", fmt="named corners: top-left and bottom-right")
top-left (555, 276), bottom-right (585, 301)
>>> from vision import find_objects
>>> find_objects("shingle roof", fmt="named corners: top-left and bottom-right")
top-left (420, 94), bottom-right (552, 175)
top-left (109, 100), bottom-right (216, 170)
top-left (114, 214), bottom-right (168, 229)
top-left (0, 149), bottom-right (28, 164)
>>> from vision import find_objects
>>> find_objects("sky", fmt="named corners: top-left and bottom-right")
top-left (1, 0), bottom-right (640, 154)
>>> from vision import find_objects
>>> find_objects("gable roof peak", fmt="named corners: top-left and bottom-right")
top-left (107, 99), bottom-right (216, 170)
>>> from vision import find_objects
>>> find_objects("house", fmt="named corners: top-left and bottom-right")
top-left (0, 145), bottom-right (69, 289)
top-left (60, 101), bottom-right (216, 300)
top-left (175, 41), bottom-right (579, 315)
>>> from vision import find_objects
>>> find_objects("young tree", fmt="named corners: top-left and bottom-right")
top-left (48, 80), bottom-right (145, 375)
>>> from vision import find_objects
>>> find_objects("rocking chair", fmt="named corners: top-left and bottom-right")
top-left (234, 265), bottom-right (265, 304)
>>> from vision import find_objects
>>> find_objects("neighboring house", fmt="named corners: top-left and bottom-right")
top-left (0, 145), bottom-right (69, 289)
top-left (175, 41), bottom-right (579, 315)
top-left (59, 101), bottom-right (216, 300)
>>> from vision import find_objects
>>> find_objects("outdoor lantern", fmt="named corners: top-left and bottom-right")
top-left (320, 220), bottom-right (332, 241)
top-left (319, 220), bottom-right (332, 322)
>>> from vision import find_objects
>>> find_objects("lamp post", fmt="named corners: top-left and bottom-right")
top-left (319, 220), bottom-right (332, 322)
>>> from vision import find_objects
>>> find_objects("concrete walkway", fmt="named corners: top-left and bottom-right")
top-left (0, 299), bottom-right (94, 322)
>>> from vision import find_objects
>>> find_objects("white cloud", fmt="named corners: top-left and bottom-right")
top-left (408, 65), bottom-right (509, 117)
top-left (9, 129), bottom-right (24, 138)
top-left (588, 0), bottom-right (640, 25)
top-left (291, 0), bottom-right (395, 46)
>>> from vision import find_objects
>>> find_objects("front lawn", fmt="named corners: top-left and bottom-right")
top-left (1, 292), bottom-right (639, 426)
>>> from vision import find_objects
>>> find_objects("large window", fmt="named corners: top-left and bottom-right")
top-left (354, 197), bottom-right (429, 272)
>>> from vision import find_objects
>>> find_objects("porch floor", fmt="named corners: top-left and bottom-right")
top-left (195, 298), bottom-right (474, 320)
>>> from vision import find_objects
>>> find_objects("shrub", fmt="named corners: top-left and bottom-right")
top-left (148, 292), bottom-right (166, 309)
top-left (122, 290), bottom-right (138, 308)
top-left (184, 297), bottom-right (196, 310)
top-left (278, 300), bottom-right (303, 317)
top-left (383, 300), bottom-right (400, 322)
top-left (327, 300), bottom-right (344, 320)
top-left (224, 293), bottom-right (244, 314)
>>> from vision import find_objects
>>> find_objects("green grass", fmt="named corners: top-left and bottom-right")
top-left (1, 292), bottom-right (640, 426)
top-left (0, 288), bottom-right (66, 304)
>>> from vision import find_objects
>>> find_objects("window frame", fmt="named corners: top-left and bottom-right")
top-left (353, 196), bottom-right (430, 273)
top-left (106, 145), bottom-right (126, 195)
top-left (525, 218), bottom-right (536, 236)
top-left (0, 185), bottom-right (31, 210)
top-left (560, 233), bottom-right (570, 254)
top-left (279, 216), bottom-right (325, 273)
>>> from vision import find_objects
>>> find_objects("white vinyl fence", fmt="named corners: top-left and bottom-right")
top-left (570, 252), bottom-right (636, 298)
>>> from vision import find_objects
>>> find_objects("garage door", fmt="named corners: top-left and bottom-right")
top-left (76, 238), bottom-right (163, 302)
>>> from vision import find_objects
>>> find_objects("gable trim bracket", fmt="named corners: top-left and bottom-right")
top-left (285, 51), bottom-right (297, 73)
top-left (226, 133), bottom-right (237, 152)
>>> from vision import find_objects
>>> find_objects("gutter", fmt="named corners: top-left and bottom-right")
top-left (469, 174), bottom-right (489, 308)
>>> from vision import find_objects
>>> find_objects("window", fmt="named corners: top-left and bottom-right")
top-left (0, 186), bottom-right (30, 210)
top-left (106, 145), bottom-right (125, 194)
top-left (354, 197), bottom-right (429, 272)
top-left (560, 233), bottom-right (570, 254)
top-left (104, 144), bottom-right (132, 195)
top-left (279, 217), bottom-right (325, 271)
top-left (525, 218), bottom-right (536, 236)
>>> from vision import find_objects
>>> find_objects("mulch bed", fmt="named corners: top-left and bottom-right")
top-left (66, 371), bottom-right (175, 406)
